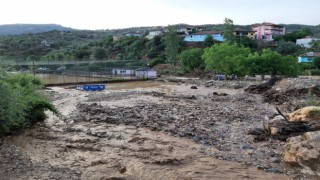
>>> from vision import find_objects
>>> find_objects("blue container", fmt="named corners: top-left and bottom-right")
top-left (76, 84), bottom-right (106, 91)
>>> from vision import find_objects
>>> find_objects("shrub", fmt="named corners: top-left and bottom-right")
top-left (149, 58), bottom-right (165, 68)
top-left (304, 91), bottom-right (320, 106)
top-left (0, 68), bottom-right (58, 135)
top-left (310, 69), bottom-right (320, 76)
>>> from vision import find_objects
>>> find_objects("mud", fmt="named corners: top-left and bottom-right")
top-left (1, 80), bottom-right (309, 179)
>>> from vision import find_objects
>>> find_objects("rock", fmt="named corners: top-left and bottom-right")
top-left (270, 157), bottom-right (281, 163)
top-left (190, 86), bottom-right (198, 89)
top-left (283, 131), bottom-right (320, 176)
top-left (287, 106), bottom-right (320, 122)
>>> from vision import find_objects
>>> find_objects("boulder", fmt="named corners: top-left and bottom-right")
top-left (283, 131), bottom-right (320, 176)
top-left (287, 106), bottom-right (320, 122)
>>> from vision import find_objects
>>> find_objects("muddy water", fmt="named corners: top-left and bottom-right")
top-left (35, 74), bottom-right (103, 84)
top-left (106, 81), bottom-right (161, 90)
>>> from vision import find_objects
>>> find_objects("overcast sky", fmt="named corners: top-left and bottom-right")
top-left (0, 0), bottom-right (319, 30)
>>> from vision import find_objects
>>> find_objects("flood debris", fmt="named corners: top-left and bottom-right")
top-left (3, 78), bottom-right (320, 179)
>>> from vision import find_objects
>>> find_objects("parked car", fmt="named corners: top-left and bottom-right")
top-left (56, 66), bottom-right (66, 74)
top-left (35, 67), bottom-right (50, 73)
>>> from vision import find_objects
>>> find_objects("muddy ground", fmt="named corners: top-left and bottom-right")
top-left (1, 79), bottom-right (318, 179)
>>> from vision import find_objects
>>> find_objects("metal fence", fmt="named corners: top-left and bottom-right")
top-left (1, 60), bottom-right (149, 85)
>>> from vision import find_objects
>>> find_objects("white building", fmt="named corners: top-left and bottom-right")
top-left (112, 68), bottom-right (135, 76)
top-left (296, 37), bottom-right (320, 48)
top-left (146, 30), bottom-right (163, 39)
top-left (135, 68), bottom-right (157, 79)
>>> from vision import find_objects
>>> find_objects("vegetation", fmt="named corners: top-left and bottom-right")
top-left (1, 21), bottom-right (319, 77)
top-left (274, 27), bottom-right (313, 42)
top-left (179, 48), bottom-right (204, 73)
top-left (202, 43), bottom-right (250, 76)
top-left (223, 18), bottom-right (236, 44)
top-left (164, 25), bottom-right (180, 67)
top-left (204, 35), bottom-right (214, 47)
top-left (244, 49), bottom-right (299, 78)
top-left (0, 68), bottom-right (58, 135)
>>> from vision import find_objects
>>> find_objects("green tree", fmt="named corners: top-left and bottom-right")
top-left (93, 47), bottom-right (107, 60)
top-left (179, 48), bottom-right (204, 72)
top-left (223, 18), bottom-right (236, 44)
top-left (147, 35), bottom-right (165, 59)
top-left (311, 40), bottom-right (320, 51)
top-left (314, 57), bottom-right (320, 69)
top-left (276, 41), bottom-right (299, 55)
top-left (238, 36), bottom-right (257, 50)
top-left (243, 49), bottom-right (299, 78)
top-left (202, 43), bottom-right (251, 76)
top-left (204, 35), bottom-right (214, 47)
top-left (164, 25), bottom-right (180, 67)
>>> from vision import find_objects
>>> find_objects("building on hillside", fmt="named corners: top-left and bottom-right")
top-left (252, 22), bottom-right (285, 41)
top-left (113, 35), bottom-right (122, 41)
top-left (112, 68), bottom-right (135, 76)
top-left (183, 31), bottom-right (224, 42)
top-left (234, 29), bottom-right (256, 39)
top-left (296, 37), bottom-right (320, 48)
top-left (298, 52), bottom-right (320, 63)
top-left (146, 30), bottom-right (163, 39)
top-left (135, 68), bottom-right (157, 79)
top-left (175, 24), bottom-right (194, 35)
top-left (123, 32), bottom-right (144, 37)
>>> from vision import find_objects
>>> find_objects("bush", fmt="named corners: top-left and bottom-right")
top-left (149, 58), bottom-right (165, 67)
top-left (0, 68), bottom-right (58, 135)
top-left (310, 69), bottom-right (320, 76)
top-left (304, 91), bottom-right (320, 106)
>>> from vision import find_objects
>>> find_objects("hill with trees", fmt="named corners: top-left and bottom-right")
top-left (0, 24), bottom-right (77, 36)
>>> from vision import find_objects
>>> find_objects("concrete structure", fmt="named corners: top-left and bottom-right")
top-left (234, 29), bottom-right (255, 39)
top-left (184, 31), bottom-right (224, 42)
top-left (296, 37), bottom-right (320, 48)
top-left (124, 32), bottom-right (144, 37)
top-left (252, 22), bottom-right (285, 41)
top-left (112, 68), bottom-right (135, 76)
top-left (146, 30), bottom-right (163, 39)
top-left (175, 24), bottom-right (194, 35)
top-left (298, 52), bottom-right (320, 63)
top-left (135, 68), bottom-right (157, 79)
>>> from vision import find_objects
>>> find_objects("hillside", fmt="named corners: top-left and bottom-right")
top-left (0, 24), bottom-right (75, 36)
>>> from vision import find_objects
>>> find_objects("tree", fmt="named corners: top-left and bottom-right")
top-left (147, 35), bottom-right (165, 59)
top-left (179, 48), bottom-right (204, 72)
top-left (243, 49), bottom-right (299, 78)
top-left (276, 41), bottom-right (299, 55)
top-left (238, 36), bottom-right (257, 50)
top-left (314, 57), bottom-right (320, 69)
top-left (93, 47), bottom-right (107, 60)
top-left (223, 18), bottom-right (236, 44)
top-left (311, 40), bottom-right (320, 51)
top-left (164, 25), bottom-right (180, 67)
top-left (202, 43), bottom-right (251, 76)
top-left (204, 35), bottom-right (214, 47)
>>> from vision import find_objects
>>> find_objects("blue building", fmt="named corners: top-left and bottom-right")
top-left (184, 31), bottom-right (224, 42)
top-left (298, 52), bottom-right (320, 63)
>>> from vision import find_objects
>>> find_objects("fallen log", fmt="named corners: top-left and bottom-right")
top-left (248, 107), bottom-right (320, 141)
top-left (244, 77), bottom-right (281, 94)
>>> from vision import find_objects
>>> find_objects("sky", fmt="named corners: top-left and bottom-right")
top-left (0, 0), bottom-right (319, 30)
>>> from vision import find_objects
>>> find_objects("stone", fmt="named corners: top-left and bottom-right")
top-left (287, 106), bottom-right (320, 122)
top-left (283, 130), bottom-right (320, 176)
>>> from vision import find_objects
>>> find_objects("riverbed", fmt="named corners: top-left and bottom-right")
top-left (1, 80), bottom-right (299, 179)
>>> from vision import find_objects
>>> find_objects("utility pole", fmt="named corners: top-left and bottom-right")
top-left (33, 59), bottom-right (35, 76)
